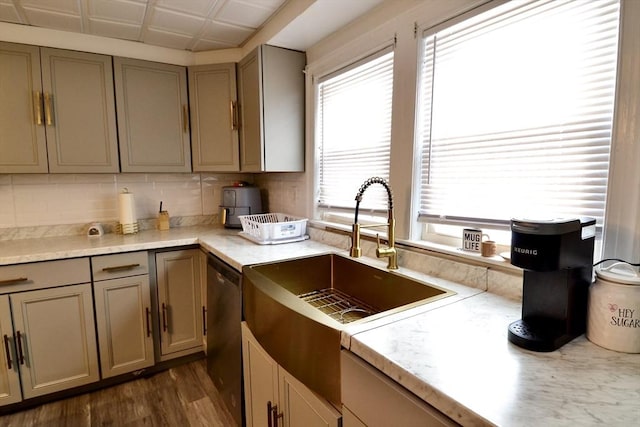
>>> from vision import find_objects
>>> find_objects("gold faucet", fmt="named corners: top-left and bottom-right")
top-left (350, 177), bottom-right (398, 270)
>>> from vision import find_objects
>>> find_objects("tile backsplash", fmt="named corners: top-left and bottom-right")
top-left (0, 173), bottom-right (253, 229)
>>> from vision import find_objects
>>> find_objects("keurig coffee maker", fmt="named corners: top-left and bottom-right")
top-left (509, 218), bottom-right (596, 352)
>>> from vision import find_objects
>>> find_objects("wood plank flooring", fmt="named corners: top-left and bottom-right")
top-left (0, 359), bottom-right (237, 427)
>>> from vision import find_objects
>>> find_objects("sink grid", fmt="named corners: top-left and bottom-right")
top-left (297, 288), bottom-right (380, 324)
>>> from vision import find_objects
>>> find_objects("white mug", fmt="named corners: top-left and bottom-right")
top-left (462, 228), bottom-right (482, 252)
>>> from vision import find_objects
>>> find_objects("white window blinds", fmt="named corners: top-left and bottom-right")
top-left (417, 0), bottom-right (620, 227)
top-left (317, 47), bottom-right (394, 212)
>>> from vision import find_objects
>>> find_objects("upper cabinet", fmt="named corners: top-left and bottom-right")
top-left (188, 63), bottom-right (239, 172)
top-left (41, 48), bottom-right (119, 173)
top-left (0, 43), bottom-right (46, 173)
top-left (237, 45), bottom-right (305, 172)
top-left (114, 58), bottom-right (192, 173)
top-left (0, 43), bottom-right (119, 173)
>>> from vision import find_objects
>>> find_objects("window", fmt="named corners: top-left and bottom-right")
top-left (416, 0), bottom-right (620, 235)
top-left (316, 47), bottom-right (394, 220)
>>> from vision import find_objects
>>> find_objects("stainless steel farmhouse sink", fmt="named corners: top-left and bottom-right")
top-left (242, 253), bottom-right (455, 407)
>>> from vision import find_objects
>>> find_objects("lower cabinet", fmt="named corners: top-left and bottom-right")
top-left (155, 249), bottom-right (203, 360)
top-left (341, 350), bottom-right (456, 427)
top-left (0, 295), bottom-right (21, 406)
top-left (92, 251), bottom-right (154, 378)
top-left (242, 322), bottom-right (341, 427)
top-left (6, 284), bottom-right (100, 400)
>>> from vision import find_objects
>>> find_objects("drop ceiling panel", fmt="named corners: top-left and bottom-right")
top-left (0, 0), bottom-right (383, 53)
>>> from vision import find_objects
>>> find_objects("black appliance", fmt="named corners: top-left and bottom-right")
top-left (509, 217), bottom-right (596, 352)
top-left (206, 252), bottom-right (243, 426)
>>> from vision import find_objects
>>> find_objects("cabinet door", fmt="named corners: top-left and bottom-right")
top-left (10, 283), bottom-right (99, 399)
top-left (156, 250), bottom-right (202, 358)
top-left (115, 58), bottom-right (191, 173)
top-left (94, 275), bottom-right (154, 379)
top-left (279, 367), bottom-right (341, 427)
top-left (237, 47), bottom-right (264, 172)
top-left (41, 48), bottom-right (119, 173)
top-left (0, 42), bottom-right (48, 173)
top-left (188, 63), bottom-right (239, 172)
top-left (0, 295), bottom-right (21, 406)
top-left (242, 322), bottom-right (279, 427)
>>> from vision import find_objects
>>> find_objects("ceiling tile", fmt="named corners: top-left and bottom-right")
top-left (191, 38), bottom-right (234, 52)
top-left (20, 0), bottom-right (81, 15)
top-left (216, 0), bottom-right (280, 28)
top-left (155, 0), bottom-right (218, 17)
top-left (88, 0), bottom-right (146, 25)
top-left (144, 27), bottom-right (193, 50)
top-left (89, 18), bottom-right (141, 41)
top-left (149, 7), bottom-right (206, 36)
top-left (21, 7), bottom-right (82, 32)
top-left (0, 4), bottom-right (22, 23)
top-left (202, 20), bottom-right (252, 45)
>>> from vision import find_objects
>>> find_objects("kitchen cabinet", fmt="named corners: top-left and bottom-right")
top-left (114, 58), bottom-right (191, 173)
top-left (0, 42), bottom-right (118, 173)
top-left (237, 45), bottom-right (305, 172)
top-left (0, 296), bottom-right (21, 406)
top-left (340, 350), bottom-right (456, 427)
top-left (242, 322), bottom-right (341, 427)
top-left (155, 249), bottom-right (203, 360)
top-left (9, 283), bottom-right (100, 400)
top-left (0, 258), bottom-right (98, 404)
top-left (188, 63), bottom-right (239, 172)
top-left (0, 42), bottom-right (47, 173)
top-left (199, 249), bottom-right (208, 353)
top-left (92, 252), bottom-right (154, 379)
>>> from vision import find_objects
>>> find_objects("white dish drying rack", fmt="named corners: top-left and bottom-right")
top-left (238, 213), bottom-right (309, 245)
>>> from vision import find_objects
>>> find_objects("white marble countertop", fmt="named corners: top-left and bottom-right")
top-left (2, 226), bottom-right (638, 426)
top-left (0, 225), bottom-right (337, 270)
top-left (344, 291), bottom-right (640, 426)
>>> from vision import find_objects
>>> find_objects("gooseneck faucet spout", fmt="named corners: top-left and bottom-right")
top-left (350, 177), bottom-right (398, 270)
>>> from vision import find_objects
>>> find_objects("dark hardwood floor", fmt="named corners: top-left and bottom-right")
top-left (0, 359), bottom-right (237, 427)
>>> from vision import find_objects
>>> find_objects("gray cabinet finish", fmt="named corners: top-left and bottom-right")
top-left (0, 43), bottom-right (47, 173)
top-left (237, 45), bottom-right (305, 172)
top-left (155, 249), bottom-right (203, 360)
top-left (188, 63), bottom-right (239, 172)
top-left (115, 58), bottom-right (192, 173)
top-left (0, 295), bottom-right (21, 406)
top-left (41, 48), bottom-right (119, 173)
top-left (92, 251), bottom-right (154, 379)
top-left (10, 283), bottom-right (99, 399)
top-left (0, 43), bottom-right (118, 173)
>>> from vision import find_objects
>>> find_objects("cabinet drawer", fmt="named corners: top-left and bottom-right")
top-left (0, 258), bottom-right (90, 294)
top-left (91, 251), bottom-right (149, 281)
top-left (341, 350), bottom-right (457, 427)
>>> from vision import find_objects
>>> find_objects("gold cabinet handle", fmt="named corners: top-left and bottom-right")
top-left (0, 277), bottom-right (28, 286)
top-left (182, 105), bottom-right (188, 133)
top-left (44, 93), bottom-right (54, 125)
top-left (230, 101), bottom-right (238, 131)
top-left (101, 263), bottom-right (140, 272)
top-left (34, 91), bottom-right (43, 125)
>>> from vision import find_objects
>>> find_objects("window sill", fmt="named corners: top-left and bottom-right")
top-left (309, 219), bottom-right (521, 274)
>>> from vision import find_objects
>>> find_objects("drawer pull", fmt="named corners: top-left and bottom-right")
top-left (102, 263), bottom-right (140, 272)
top-left (16, 331), bottom-right (25, 365)
top-left (3, 334), bottom-right (12, 370)
top-left (0, 277), bottom-right (28, 286)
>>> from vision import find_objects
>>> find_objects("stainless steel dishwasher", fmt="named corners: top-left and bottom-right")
top-left (206, 252), bottom-right (243, 426)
